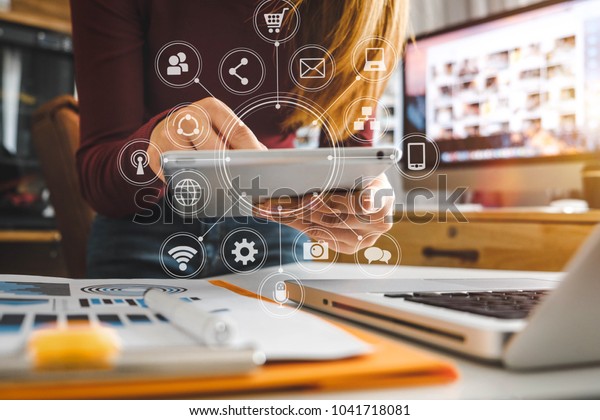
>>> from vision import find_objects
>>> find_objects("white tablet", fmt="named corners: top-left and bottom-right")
top-left (162, 147), bottom-right (398, 218)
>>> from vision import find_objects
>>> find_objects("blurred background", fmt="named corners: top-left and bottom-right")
top-left (0, 0), bottom-right (599, 278)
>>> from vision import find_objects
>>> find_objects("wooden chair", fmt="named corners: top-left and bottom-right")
top-left (32, 95), bottom-right (94, 278)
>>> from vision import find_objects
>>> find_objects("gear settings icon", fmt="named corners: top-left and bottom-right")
top-left (231, 238), bottom-right (259, 266)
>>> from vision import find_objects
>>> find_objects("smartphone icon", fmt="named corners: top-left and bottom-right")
top-left (407, 143), bottom-right (426, 170)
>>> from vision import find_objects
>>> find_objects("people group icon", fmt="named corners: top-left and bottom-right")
top-left (167, 52), bottom-right (189, 76)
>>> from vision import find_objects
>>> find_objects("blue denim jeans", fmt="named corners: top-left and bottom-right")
top-left (87, 213), bottom-right (304, 279)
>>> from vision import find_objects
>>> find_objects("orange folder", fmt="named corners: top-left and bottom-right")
top-left (0, 281), bottom-right (458, 399)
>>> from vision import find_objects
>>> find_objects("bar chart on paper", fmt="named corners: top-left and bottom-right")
top-left (0, 275), bottom-right (371, 361)
top-left (0, 279), bottom-right (206, 350)
top-left (0, 280), bottom-right (70, 296)
top-left (78, 296), bottom-right (201, 308)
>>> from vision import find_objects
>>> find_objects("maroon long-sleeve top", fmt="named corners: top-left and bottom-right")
top-left (71, 0), bottom-right (370, 218)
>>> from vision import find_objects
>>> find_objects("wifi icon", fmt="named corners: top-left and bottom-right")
top-left (168, 246), bottom-right (198, 272)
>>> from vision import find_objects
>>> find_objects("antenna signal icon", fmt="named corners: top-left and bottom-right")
top-left (168, 246), bottom-right (198, 272)
top-left (131, 150), bottom-right (150, 176)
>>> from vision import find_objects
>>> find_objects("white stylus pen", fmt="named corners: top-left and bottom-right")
top-left (143, 288), bottom-right (238, 347)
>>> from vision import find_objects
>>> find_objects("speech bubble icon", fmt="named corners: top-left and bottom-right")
top-left (364, 247), bottom-right (384, 264)
top-left (381, 250), bottom-right (392, 264)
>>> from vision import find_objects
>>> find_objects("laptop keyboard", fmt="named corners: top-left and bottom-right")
top-left (384, 290), bottom-right (550, 319)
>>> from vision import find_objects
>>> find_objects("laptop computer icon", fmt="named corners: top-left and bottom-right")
top-left (364, 48), bottom-right (387, 72)
top-left (288, 225), bottom-right (600, 370)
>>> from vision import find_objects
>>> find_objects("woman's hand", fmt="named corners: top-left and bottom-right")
top-left (147, 97), bottom-right (266, 181)
top-left (256, 173), bottom-right (395, 254)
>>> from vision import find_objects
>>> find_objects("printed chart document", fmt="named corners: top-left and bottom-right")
top-left (0, 275), bottom-right (459, 399)
top-left (0, 275), bottom-right (370, 362)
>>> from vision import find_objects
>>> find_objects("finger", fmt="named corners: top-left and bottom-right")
top-left (310, 190), bottom-right (395, 223)
top-left (309, 228), bottom-right (388, 254)
top-left (252, 210), bottom-right (352, 247)
top-left (305, 227), bottom-right (367, 254)
top-left (259, 192), bottom-right (393, 228)
top-left (191, 126), bottom-right (223, 151)
top-left (258, 196), bottom-right (303, 211)
top-left (255, 213), bottom-right (319, 239)
top-left (253, 207), bottom-right (299, 225)
top-left (302, 208), bottom-right (394, 229)
top-left (255, 197), bottom-right (318, 224)
top-left (311, 191), bottom-right (358, 214)
top-left (254, 209), bottom-right (381, 255)
top-left (359, 175), bottom-right (395, 213)
top-left (318, 175), bottom-right (395, 214)
top-left (316, 189), bottom-right (389, 215)
top-left (199, 97), bottom-right (267, 150)
top-left (297, 223), bottom-right (358, 251)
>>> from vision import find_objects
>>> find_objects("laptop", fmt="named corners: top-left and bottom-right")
top-left (364, 48), bottom-right (386, 72)
top-left (287, 225), bottom-right (600, 369)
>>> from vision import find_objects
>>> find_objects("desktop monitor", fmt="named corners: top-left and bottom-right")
top-left (403, 0), bottom-right (600, 207)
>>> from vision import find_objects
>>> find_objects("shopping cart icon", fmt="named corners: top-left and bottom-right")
top-left (264, 8), bottom-right (289, 33)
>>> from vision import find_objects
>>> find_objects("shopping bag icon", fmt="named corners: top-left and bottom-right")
top-left (299, 58), bottom-right (326, 79)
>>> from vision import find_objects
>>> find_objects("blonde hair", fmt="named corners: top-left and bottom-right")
top-left (284, 0), bottom-right (409, 141)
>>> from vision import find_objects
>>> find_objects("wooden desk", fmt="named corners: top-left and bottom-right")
top-left (0, 0), bottom-right (70, 33)
top-left (399, 209), bottom-right (600, 271)
top-left (0, 230), bottom-right (60, 242)
top-left (343, 210), bottom-right (600, 272)
top-left (0, 230), bottom-right (67, 276)
top-left (399, 210), bottom-right (600, 271)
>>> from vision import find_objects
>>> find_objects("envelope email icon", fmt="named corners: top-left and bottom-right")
top-left (299, 58), bottom-right (326, 79)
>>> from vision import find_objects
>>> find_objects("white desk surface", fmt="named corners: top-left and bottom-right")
top-left (214, 262), bottom-right (600, 400)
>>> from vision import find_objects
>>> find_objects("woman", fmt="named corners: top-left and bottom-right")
top-left (70, 0), bottom-right (408, 278)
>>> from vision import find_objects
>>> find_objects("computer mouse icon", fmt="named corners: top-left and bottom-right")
top-left (273, 281), bottom-right (288, 306)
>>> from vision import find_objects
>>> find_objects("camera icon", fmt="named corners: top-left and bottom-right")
top-left (303, 240), bottom-right (329, 260)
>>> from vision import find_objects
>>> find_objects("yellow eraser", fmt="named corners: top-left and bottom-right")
top-left (28, 322), bottom-right (121, 371)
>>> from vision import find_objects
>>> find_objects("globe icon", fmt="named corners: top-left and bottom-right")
top-left (174, 178), bottom-right (202, 207)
